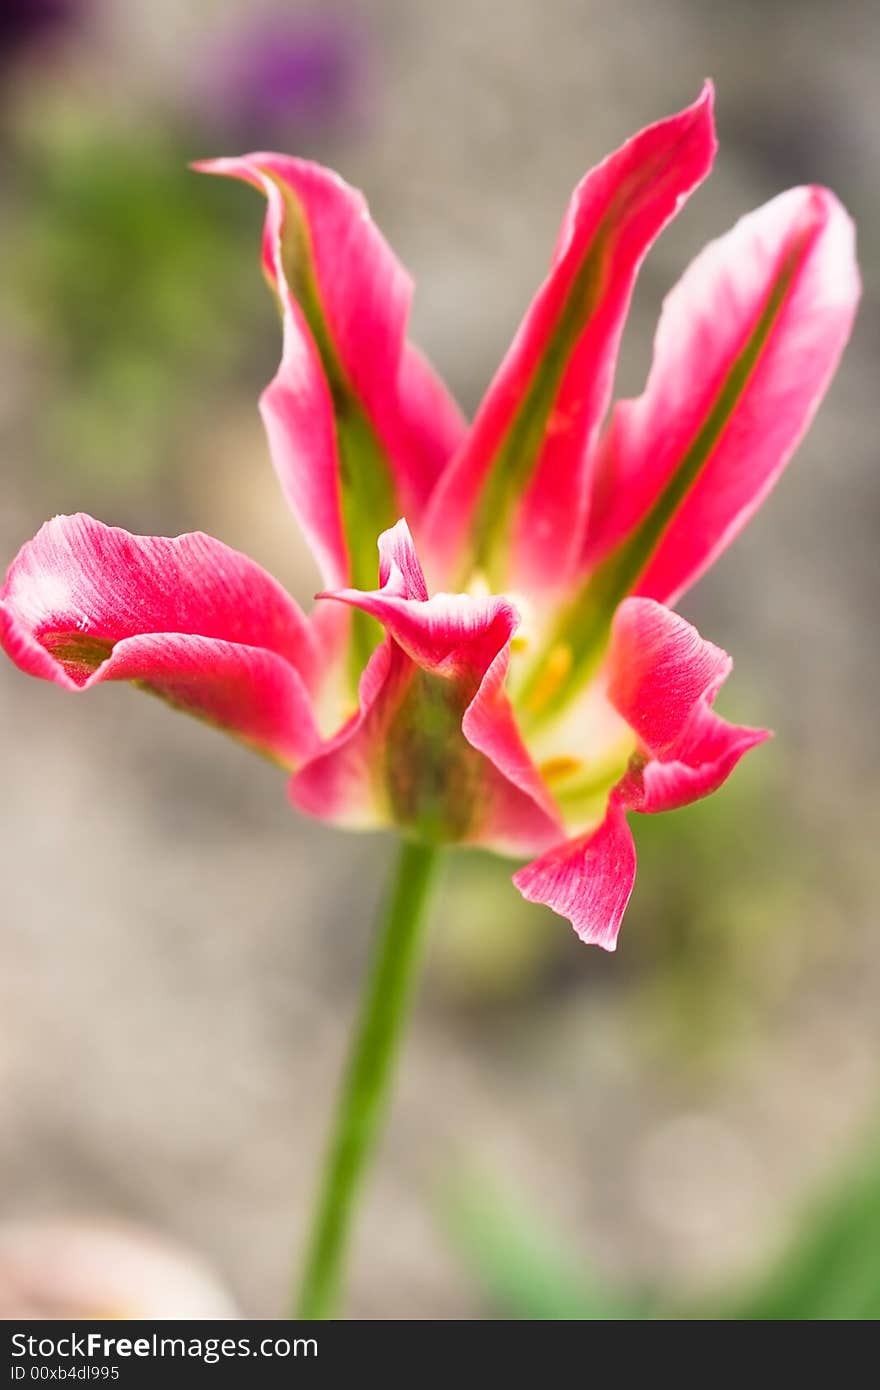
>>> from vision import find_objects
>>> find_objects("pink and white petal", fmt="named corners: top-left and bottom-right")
top-left (606, 596), bottom-right (732, 756)
top-left (424, 85), bottom-right (716, 592)
top-left (328, 588), bottom-right (521, 682)
top-left (323, 522), bottom-right (521, 681)
top-left (290, 639), bottom-right (399, 826)
top-left (607, 597), bottom-right (768, 812)
top-left (618, 706), bottom-right (769, 814)
top-left (2, 514), bottom-right (319, 679)
top-left (259, 320), bottom-right (349, 591)
top-left (237, 154), bottom-right (464, 499)
top-left (463, 643), bottom-right (563, 838)
top-left (99, 634), bottom-right (318, 768)
top-left (376, 517), bottom-right (430, 601)
top-left (196, 156), bottom-right (349, 589)
top-left (198, 155), bottom-right (465, 572)
top-left (1, 514), bottom-right (320, 767)
top-left (513, 801), bottom-right (636, 950)
top-left (585, 185), bottom-right (860, 604)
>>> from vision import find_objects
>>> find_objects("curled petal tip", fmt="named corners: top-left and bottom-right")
top-left (513, 804), bottom-right (636, 951)
top-left (608, 598), bottom-right (772, 814)
top-left (190, 155), bottom-right (259, 180)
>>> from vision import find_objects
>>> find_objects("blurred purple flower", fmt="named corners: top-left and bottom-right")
top-left (0, 0), bottom-right (81, 69)
top-left (202, 7), bottom-right (373, 147)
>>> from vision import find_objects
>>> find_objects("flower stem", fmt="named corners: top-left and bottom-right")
top-left (294, 838), bottom-right (440, 1320)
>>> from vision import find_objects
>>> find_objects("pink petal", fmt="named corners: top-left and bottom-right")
top-left (607, 595), bottom-right (731, 754)
top-left (294, 522), bottom-right (562, 851)
top-left (424, 85), bottom-right (716, 592)
top-left (607, 596), bottom-right (768, 811)
top-left (513, 800), bottom-right (636, 951)
top-left (375, 516), bottom-right (430, 601)
top-left (617, 702), bottom-right (769, 813)
top-left (258, 296), bottom-right (348, 590)
top-left (197, 155), bottom-right (465, 594)
top-left (585, 185), bottom-right (860, 604)
top-left (515, 599), bottom-right (770, 947)
top-left (325, 521), bottom-right (522, 680)
top-left (1, 515), bottom-right (320, 768)
top-left (289, 638), bottom-right (399, 827)
top-left (462, 642), bottom-right (563, 838)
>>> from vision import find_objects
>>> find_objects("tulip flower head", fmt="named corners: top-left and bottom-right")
top-left (0, 85), bottom-right (859, 949)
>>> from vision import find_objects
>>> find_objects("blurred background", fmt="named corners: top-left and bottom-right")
top-left (0, 0), bottom-right (878, 1319)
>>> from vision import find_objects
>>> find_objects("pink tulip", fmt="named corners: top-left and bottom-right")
top-left (1, 85), bottom-right (859, 949)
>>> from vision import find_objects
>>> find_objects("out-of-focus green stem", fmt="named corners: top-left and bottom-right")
top-left (293, 839), bottom-right (440, 1320)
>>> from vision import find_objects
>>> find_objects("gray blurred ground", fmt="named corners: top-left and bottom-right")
top-left (1, 0), bottom-right (878, 1316)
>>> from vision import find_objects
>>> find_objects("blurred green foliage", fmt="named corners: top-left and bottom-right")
top-left (625, 751), bottom-right (805, 1063)
top-left (448, 1125), bottom-right (880, 1319)
top-left (722, 1132), bottom-right (880, 1320)
top-left (2, 109), bottom-right (262, 488)
top-left (446, 1177), bottom-right (651, 1319)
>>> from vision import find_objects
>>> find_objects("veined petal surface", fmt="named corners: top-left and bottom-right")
top-left (0, 515), bottom-right (320, 768)
top-left (513, 802), bottom-right (636, 950)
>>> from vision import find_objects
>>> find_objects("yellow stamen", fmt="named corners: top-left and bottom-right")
top-left (523, 642), bottom-right (572, 714)
top-left (538, 754), bottom-right (583, 784)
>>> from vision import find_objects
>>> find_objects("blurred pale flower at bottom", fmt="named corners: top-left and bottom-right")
top-left (0, 1221), bottom-right (238, 1320)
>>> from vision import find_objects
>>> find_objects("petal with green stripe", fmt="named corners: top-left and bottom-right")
top-left (585, 184), bottom-right (860, 605)
top-left (521, 184), bottom-right (859, 723)
top-left (423, 85), bottom-right (716, 594)
top-left (196, 154), bottom-right (466, 680)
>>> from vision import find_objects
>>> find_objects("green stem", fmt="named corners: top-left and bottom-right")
top-left (294, 838), bottom-right (440, 1320)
